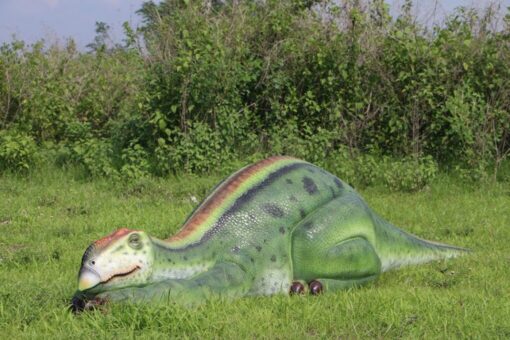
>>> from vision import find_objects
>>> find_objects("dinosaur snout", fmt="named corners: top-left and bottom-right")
top-left (78, 266), bottom-right (101, 291)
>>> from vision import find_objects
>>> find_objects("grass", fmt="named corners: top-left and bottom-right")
top-left (0, 166), bottom-right (509, 338)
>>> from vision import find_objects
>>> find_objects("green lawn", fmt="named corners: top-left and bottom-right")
top-left (1, 167), bottom-right (509, 338)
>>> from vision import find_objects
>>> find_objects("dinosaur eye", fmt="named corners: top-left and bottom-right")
top-left (128, 233), bottom-right (143, 249)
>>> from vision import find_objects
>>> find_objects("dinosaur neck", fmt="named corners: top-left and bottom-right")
top-left (149, 238), bottom-right (214, 281)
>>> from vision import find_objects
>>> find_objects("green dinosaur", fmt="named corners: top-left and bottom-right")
top-left (71, 156), bottom-right (468, 311)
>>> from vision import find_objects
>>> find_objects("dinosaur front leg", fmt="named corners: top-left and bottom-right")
top-left (92, 261), bottom-right (250, 306)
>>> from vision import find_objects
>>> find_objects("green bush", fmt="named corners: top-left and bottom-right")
top-left (382, 156), bottom-right (438, 192)
top-left (325, 152), bottom-right (438, 191)
top-left (69, 139), bottom-right (118, 178)
top-left (155, 122), bottom-right (232, 174)
top-left (0, 1), bottom-right (508, 186)
top-left (0, 39), bottom-right (145, 141)
top-left (120, 143), bottom-right (150, 180)
top-left (0, 130), bottom-right (37, 172)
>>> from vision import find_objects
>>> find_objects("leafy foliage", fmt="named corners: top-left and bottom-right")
top-left (0, 130), bottom-right (37, 172)
top-left (0, 0), bottom-right (509, 187)
top-left (69, 138), bottom-right (119, 178)
top-left (382, 156), bottom-right (438, 192)
top-left (325, 152), bottom-right (438, 192)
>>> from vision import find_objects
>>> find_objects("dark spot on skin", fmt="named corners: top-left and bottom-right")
top-left (289, 195), bottom-right (298, 202)
top-left (300, 208), bottom-right (306, 218)
top-left (256, 245), bottom-right (262, 252)
top-left (264, 239), bottom-right (268, 244)
top-left (271, 255), bottom-right (276, 262)
top-left (142, 250), bottom-right (146, 254)
top-left (232, 246), bottom-right (240, 253)
top-left (302, 176), bottom-right (319, 195)
top-left (303, 221), bottom-right (314, 230)
top-left (279, 227), bottom-right (285, 234)
top-left (286, 178), bottom-right (293, 184)
top-left (334, 177), bottom-right (343, 189)
top-left (329, 186), bottom-right (337, 198)
top-left (261, 203), bottom-right (284, 218)
top-left (250, 257), bottom-right (254, 263)
top-left (113, 245), bottom-right (125, 253)
top-left (183, 256), bottom-right (188, 261)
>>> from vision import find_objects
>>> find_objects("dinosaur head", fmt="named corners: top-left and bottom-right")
top-left (77, 228), bottom-right (154, 293)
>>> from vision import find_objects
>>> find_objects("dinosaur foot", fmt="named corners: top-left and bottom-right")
top-left (70, 295), bottom-right (108, 314)
top-left (309, 280), bottom-right (323, 295)
top-left (289, 281), bottom-right (305, 295)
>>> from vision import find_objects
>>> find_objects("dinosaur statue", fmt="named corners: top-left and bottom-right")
top-left (71, 156), bottom-right (468, 312)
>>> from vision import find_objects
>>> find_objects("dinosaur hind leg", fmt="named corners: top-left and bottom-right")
top-left (294, 236), bottom-right (381, 293)
top-left (291, 195), bottom-right (382, 293)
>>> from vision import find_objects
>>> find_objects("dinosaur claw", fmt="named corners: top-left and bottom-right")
top-left (70, 295), bottom-right (86, 314)
top-left (69, 294), bottom-right (107, 314)
top-left (309, 280), bottom-right (323, 295)
top-left (84, 297), bottom-right (108, 312)
top-left (289, 281), bottom-right (305, 295)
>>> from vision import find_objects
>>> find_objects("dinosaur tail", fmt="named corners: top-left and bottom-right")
top-left (372, 215), bottom-right (470, 272)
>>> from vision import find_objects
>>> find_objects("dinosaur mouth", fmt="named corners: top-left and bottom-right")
top-left (102, 266), bottom-right (141, 285)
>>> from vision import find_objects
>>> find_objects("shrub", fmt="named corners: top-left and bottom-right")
top-left (327, 151), bottom-right (438, 191)
top-left (120, 143), bottom-right (150, 180)
top-left (382, 156), bottom-right (438, 192)
top-left (0, 130), bottom-right (37, 172)
top-left (69, 138), bottom-right (118, 178)
top-left (154, 122), bottom-right (232, 174)
top-left (0, 1), bottom-right (508, 185)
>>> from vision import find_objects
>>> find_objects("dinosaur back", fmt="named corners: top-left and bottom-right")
top-left (166, 156), bottom-right (350, 250)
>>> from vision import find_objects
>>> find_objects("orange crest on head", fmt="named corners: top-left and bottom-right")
top-left (94, 228), bottom-right (135, 250)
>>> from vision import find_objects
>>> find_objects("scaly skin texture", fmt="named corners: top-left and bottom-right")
top-left (71, 156), bottom-right (468, 311)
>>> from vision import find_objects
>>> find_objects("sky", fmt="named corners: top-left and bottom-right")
top-left (1, 0), bottom-right (509, 50)
top-left (0, 0), bottom-right (147, 49)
